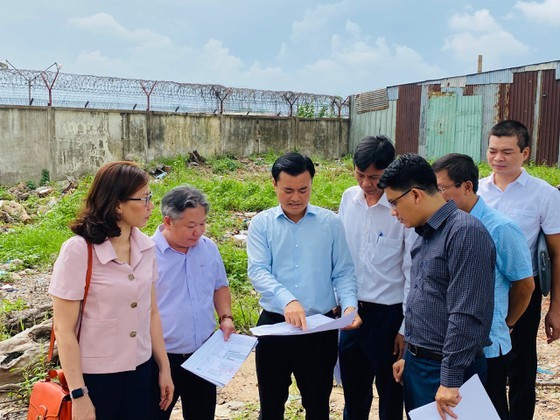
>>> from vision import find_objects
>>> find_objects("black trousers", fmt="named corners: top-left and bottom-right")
top-left (339, 302), bottom-right (404, 420)
top-left (151, 353), bottom-right (216, 420)
top-left (485, 353), bottom-right (510, 420)
top-left (255, 310), bottom-right (338, 420)
top-left (83, 357), bottom-right (153, 420)
top-left (508, 278), bottom-right (542, 420)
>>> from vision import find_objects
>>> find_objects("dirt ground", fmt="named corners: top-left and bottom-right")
top-left (170, 300), bottom-right (560, 419)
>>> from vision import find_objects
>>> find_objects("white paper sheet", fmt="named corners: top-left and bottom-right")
top-left (249, 310), bottom-right (356, 336)
top-left (181, 329), bottom-right (257, 388)
top-left (409, 374), bottom-right (500, 420)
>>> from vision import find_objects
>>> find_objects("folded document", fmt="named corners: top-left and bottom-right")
top-left (250, 310), bottom-right (356, 336)
top-left (181, 329), bottom-right (257, 388)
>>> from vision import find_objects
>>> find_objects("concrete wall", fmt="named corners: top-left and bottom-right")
top-left (0, 106), bottom-right (349, 185)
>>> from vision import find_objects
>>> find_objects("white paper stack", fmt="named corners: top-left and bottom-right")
top-left (181, 329), bottom-right (258, 388)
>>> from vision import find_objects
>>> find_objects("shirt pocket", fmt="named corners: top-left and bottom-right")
top-left (80, 318), bottom-right (117, 358)
top-left (373, 236), bottom-right (402, 265)
top-left (508, 209), bottom-right (539, 239)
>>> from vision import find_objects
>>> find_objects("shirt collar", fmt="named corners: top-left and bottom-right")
top-left (152, 224), bottom-right (171, 253)
top-left (470, 196), bottom-right (486, 219)
top-left (273, 204), bottom-right (318, 221)
top-left (415, 200), bottom-right (457, 237)
top-left (94, 227), bottom-right (154, 265)
top-left (351, 188), bottom-right (391, 209)
top-left (490, 167), bottom-right (529, 188)
top-left (152, 224), bottom-right (203, 253)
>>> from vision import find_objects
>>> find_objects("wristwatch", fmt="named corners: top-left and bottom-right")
top-left (219, 314), bottom-right (234, 324)
top-left (70, 386), bottom-right (89, 399)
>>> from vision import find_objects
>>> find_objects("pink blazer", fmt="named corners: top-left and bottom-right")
top-left (49, 228), bottom-right (157, 374)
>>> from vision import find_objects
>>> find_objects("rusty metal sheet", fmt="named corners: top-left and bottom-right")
top-left (536, 69), bottom-right (560, 165)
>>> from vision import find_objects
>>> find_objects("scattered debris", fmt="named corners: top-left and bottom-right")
top-left (186, 150), bottom-right (207, 165)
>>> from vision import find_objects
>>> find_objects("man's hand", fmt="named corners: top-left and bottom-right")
top-left (220, 317), bottom-right (235, 341)
top-left (284, 300), bottom-right (307, 330)
top-left (392, 359), bottom-right (405, 384)
top-left (342, 306), bottom-right (362, 330)
top-left (435, 385), bottom-right (461, 419)
top-left (545, 308), bottom-right (560, 343)
top-left (393, 333), bottom-right (405, 359)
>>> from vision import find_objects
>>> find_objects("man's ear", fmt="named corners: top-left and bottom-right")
top-left (411, 187), bottom-right (424, 204)
top-left (162, 215), bottom-right (173, 228)
top-left (464, 180), bottom-right (474, 194)
top-left (522, 146), bottom-right (530, 162)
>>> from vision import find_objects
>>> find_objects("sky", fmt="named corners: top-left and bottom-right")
top-left (1, 0), bottom-right (560, 97)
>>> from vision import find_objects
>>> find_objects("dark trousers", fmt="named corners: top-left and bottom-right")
top-left (255, 310), bottom-right (338, 420)
top-left (339, 302), bottom-right (404, 420)
top-left (151, 353), bottom-right (216, 420)
top-left (402, 349), bottom-right (487, 416)
top-left (485, 353), bottom-right (510, 420)
top-left (83, 357), bottom-right (153, 420)
top-left (508, 278), bottom-right (542, 420)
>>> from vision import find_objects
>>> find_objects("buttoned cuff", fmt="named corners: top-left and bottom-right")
top-left (277, 289), bottom-right (297, 310)
top-left (440, 366), bottom-right (465, 388)
top-left (340, 298), bottom-right (358, 314)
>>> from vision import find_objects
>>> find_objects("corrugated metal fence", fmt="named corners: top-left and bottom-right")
top-left (350, 61), bottom-right (560, 166)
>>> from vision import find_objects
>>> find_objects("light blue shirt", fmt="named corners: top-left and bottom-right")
top-left (152, 226), bottom-right (228, 354)
top-left (247, 204), bottom-right (358, 315)
top-left (470, 197), bottom-right (533, 358)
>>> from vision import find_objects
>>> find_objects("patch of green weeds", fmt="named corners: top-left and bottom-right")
top-left (0, 298), bottom-right (28, 340)
top-left (10, 350), bottom-right (52, 403)
top-left (208, 154), bottom-right (242, 174)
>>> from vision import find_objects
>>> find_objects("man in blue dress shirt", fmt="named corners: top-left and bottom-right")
top-left (379, 154), bottom-right (495, 419)
top-left (247, 152), bottom-right (361, 419)
top-left (433, 153), bottom-right (534, 419)
top-left (151, 185), bottom-right (235, 419)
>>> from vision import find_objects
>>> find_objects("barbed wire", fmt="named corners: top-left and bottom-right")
top-left (0, 68), bottom-right (349, 117)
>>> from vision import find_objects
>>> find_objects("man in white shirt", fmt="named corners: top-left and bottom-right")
top-left (338, 136), bottom-right (416, 419)
top-left (478, 120), bottom-right (560, 420)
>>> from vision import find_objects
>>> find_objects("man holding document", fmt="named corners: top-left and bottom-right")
top-left (378, 154), bottom-right (495, 419)
top-left (151, 185), bottom-right (235, 420)
top-left (247, 152), bottom-right (361, 419)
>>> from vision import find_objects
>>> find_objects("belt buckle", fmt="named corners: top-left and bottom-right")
top-left (409, 344), bottom-right (418, 356)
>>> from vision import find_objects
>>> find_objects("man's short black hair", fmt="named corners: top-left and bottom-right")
top-left (489, 120), bottom-right (530, 151)
top-left (378, 153), bottom-right (438, 193)
top-left (353, 135), bottom-right (395, 171)
top-left (271, 152), bottom-right (315, 182)
top-left (432, 153), bottom-right (479, 193)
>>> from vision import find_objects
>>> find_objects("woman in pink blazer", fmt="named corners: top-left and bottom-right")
top-left (49, 161), bottom-right (173, 419)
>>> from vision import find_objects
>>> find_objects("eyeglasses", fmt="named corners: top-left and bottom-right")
top-left (388, 187), bottom-right (425, 209)
top-left (125, 192), bottom-right (153, 207)
top-left (438, 182), bottom-right (462, 194)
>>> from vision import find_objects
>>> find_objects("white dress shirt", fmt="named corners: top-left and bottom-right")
top-left (479, 169), bottom-right (560, 275)
top-left (339, 185), bottom-right (417, 305)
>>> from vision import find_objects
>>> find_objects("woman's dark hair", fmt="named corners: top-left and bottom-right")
top-left (70, 161), bottom-right (149, 244)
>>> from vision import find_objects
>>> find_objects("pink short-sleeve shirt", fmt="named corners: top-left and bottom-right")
top-left (49, 228), bottom-right (158, 374)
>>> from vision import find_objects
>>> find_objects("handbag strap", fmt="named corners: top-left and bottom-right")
top-left (48, 242), bottom-right (93, 362)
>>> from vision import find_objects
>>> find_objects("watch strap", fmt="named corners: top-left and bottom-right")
top-left (70, 386), bottom-right (89, 399)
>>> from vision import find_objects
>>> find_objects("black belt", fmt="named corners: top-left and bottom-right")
top-left (408, 344), bottom-right (484, 362)
top-left (408, 344), bottom-right (444, 361)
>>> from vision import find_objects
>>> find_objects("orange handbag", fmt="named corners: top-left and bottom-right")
top-left (27, 243), bottom-right (93, 420)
